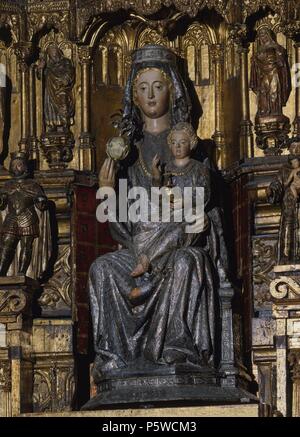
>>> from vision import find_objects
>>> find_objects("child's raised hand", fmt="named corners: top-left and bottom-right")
top-left (152, 154), bottom-right (160, 169)
top-left (151, 154), bottom-right (161, 180)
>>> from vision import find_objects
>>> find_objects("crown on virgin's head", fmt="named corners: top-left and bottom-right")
top-left (131, 44), bottom-right (177, 66)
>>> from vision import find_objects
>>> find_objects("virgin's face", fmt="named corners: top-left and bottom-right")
top-left (134, 69), bottom-right (171, 119)
top-left (48, 46), bottom-right (60, 62)
top-left (258, 29), bottom-right (272, 46)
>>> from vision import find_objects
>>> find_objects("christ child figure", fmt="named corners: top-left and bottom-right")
top-left (128, 122), bottom-right (203, 305)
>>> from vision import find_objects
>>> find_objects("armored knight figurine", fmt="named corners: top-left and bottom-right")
top-left (0, 151), bottom-right (51, 277)
top-left (37, 44), bottom-right (75, 132)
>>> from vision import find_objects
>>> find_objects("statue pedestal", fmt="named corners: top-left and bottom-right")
top-left (0, 275), bottom-right (40, 416)
top-left (254, 114), bottom-right (290, 155)
top-left (82, 277), bottom-right (255, 410)
top-left (82, 279), bottom-right (255, 411)
top-left (41, 130), bottom-right (75, 170)
top-left (270, 264), bottom-right (300, 416)
top-left (82, 362), bottom-right (256, 410)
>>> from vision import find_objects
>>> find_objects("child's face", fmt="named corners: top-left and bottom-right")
top-left (169, 130), bottom-right (191, 159)
top-left (291, 158), bottom-right (300, 169)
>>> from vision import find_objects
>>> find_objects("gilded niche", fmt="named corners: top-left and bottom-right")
top-left (250, 26), bottom-right (291, 153)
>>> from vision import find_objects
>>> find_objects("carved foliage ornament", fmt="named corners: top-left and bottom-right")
top-left (78, 0), bottom-right (227, 17)
top-left (39, 246), bottom-right (71, 311)
top-left (28, 11), bottom-right (70, 41)
top-left (242, 1), bottom-right (286, 21)
top-left (76, 0), bottom-right (294, 21)
top-left (33, 365), bottom-right (74, 412)
top-left (77, 0), bottom-right (233, 35)
top-left (253, 239), bottom-right (276, 285)
top-left (78, 46), bottom-right (92, 64)
top-left (288, 350), bottom-right (300, 380)
top-left (0, 361), bottom-right (11, 392)
top-left (0, 13), bottom-right (20, 42)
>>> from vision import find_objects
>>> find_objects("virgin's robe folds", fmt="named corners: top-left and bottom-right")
top-left (89, 130), bottom-right (223, 380)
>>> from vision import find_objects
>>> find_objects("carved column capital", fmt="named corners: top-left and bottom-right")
top-left (211, 44), bottom-right (225, 64)
top-left (282, 22), bottom-right (300, 42)
top-left (228, 23), bottom-right (248, 47)
top-left (78, 46), bottom-right (92, 65)
top-left (0, 13), bottom-right (20, 41)
top-left (14, 42), bottom-right (32, 65)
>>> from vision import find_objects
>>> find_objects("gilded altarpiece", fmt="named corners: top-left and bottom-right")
top-left (0, 0), bottom-right (299, 416)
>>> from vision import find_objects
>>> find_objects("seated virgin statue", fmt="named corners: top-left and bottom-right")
top-left (88, 45), bottom-right (229, 386)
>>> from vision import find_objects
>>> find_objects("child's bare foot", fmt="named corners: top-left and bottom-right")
top-left (130, 254), bottom-right (150, 277)
top-left (131, 263), bottom-right (146, 277)
top-left (128, 287), bottom-right (142, 302)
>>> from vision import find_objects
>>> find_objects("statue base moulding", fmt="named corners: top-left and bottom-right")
top-left (82, 363), bottom-right (257, 410)
top-left (40, 131), bottom-right (75, 170)
top-left (255, 115), bottom-right (290, 155)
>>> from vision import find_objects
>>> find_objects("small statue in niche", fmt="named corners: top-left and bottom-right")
top-left (250, 27), bottom-right (291, 153)
top-left (250, 27), bottom-right (291, 118)
top-left (0, 151), bottom-right (51, 277)
top-left (266, 142), bottom-right (300, 264)
top-left (37, 44), bottom-right (75, 133)
top-left (284, 156), bottom-right (300, 200)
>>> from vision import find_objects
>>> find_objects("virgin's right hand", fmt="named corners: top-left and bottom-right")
top-left (99, 158), bottom-right (116, 188)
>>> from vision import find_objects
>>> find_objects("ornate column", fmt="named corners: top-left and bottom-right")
top-left (293, 42), bottom-right (300, 137)
top-left (14, 43), bottom-right (31, 151)
top-left (270, 269), bottom-right (300, 416)
top-left (285, 22), bottom-right (300, 138)
top-left (0, 351), bottom-right (11, 417)
top-left (78, 45), bottom-right (95, 173)
top-left (218, 283), bottom-right (239, 387)
top-left (29, 64), bottom-right (39, 166)
top-left (288, 350), bottom-right (300, 417)
top-left (238, 43), bottom-right (254, 159)
top-left (211, 44), bottom-right (225, 169)
top-left (0, 276), bottom-right (39, 416)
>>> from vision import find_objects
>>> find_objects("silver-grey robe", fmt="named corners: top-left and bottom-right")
top-left (89, 130), bottom-right (221, 380)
